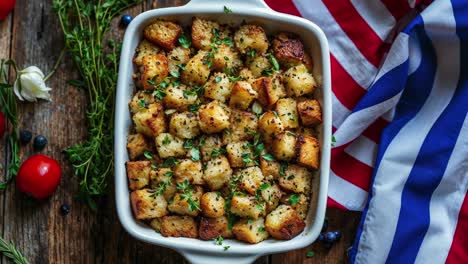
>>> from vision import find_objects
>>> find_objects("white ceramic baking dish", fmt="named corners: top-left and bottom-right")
top-left (115, 0), bottom-right (331, 263)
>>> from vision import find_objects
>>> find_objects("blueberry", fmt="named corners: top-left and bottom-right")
top-left (323, 231), bottom-right (342, 243)
top-left (120, 14), bottom-right (133, 27)
top-left (318, 233), bottom-right (325, 241)
top-left (60, 204), bottom-right (70, 216)
top-left (33, 135), bottom-right (48, 149)
top-left (19, 130), bottom-right (32, 144)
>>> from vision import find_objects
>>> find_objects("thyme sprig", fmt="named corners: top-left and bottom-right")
top-left (0, 237), bottom-right (29, 264)
top-left (53, 0), bottom-right (143, 209)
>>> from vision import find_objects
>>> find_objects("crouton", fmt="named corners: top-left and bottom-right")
top-left (251, 76), bottom-right (286, 108)
top-left (191, 17), bottom-right (220, 50)
top-left (230, 195), bottom-right (265, 219)
top-left (229, 81), bottom-right (257, 110)
top-left (133, 39), bottom-right (162, 66)
top-left (140, 54), bottom-right (169, 90)
top-left (198, 101), bottom-right (230, 134)
top-left (234, 25), bottom-right (269, 55)
top-left (127, 133), bottom-right (151, 160)
top-left (155, 133), bottom-right (186, 158)
top-left (272, 33), bottom-right (306, 68)
top-left (181, 50), bottom-right (211, 86)
top-left (173, 159), bottom-right (203, 184)
top-left (203, 156), bottom-right (232, 190)
top-left (265, 205), bottom-right (305, 240)
top-left (297, 99), bottom-right (322, 127)
top-left (272, 132), bottom-right (297, 161)
top-left (126, 161), bottom-right (151, 190)
top-left (283, 64), bottom-right (316, 97)
top-left (248, 56), bottom-right (271, 78)
top-left (212, 44), bottom-right (243, 72)
top-left (276, 98), bottom-right (299, 129)
top-left (259, 154), bottom-right (281, 181)
top-left (279, 165), bottom-right (312, 193)
top-left (296, 135), bottom-right (320, 170)
top-left (144, 20), bottom-right (182, 50)
top-left (150, 218), bottom-right (162, 232)
top-left (258, 111), bottom-right (284, 143)
top-left (129, 90), bottom-right (157, 114)
top-left (130, 189), bottom-right (168, 219)
top-left (281, 193), bottom-right (309, 220)
top-left (260, 183), bottom-right (282, 213)
top-left (160, 216), bottom-right (198, 238)
top-left (238, 166), bottom-right (265, 195)
top-left (150, 168), bottom-right (177, 201)
top-left (168, 185), bottom-right (203, 216)
top-left (169, 112), bottom-right (200, 139)
top-left (199, 135), bottom-right (223, 161)
top-left (162, 84), bottom-right (199, 111)
top-left (133, 102), bottom-right (167, 137)
top-left (238, 68), bottom-right (256, 85)
top-left (226, 141), bottom-right (255, 168)
top-left (168, 47), bottom-right (191, 74)
top-left (232, 218), bottom-right (269, 244)
top-left (204, 72), bottom-right (232, 103)
top-left (199, 216), bottom-right (233, 240)
top-left (200, 192), bottom-right (225, 218)
top-left (223, 110), bottom-right (258, 143)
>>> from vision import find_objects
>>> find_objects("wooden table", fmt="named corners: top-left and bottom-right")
top-left (0, 0), bottom-right (361, 263)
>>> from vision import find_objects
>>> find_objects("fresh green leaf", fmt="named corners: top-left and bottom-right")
top-left (223, 246), bottom-right (230, 251)
top-left (164, 109), bottom-right (176, 115)
top-left (280, 162), bottom-right (288, 176)
top-left (0, 237), bottom-right (29, 264)
top-left (261, 153), bottom-right (275, 161)
top-left (211, 148), bottom-right (227, 158)
top-left (170, 71), bottom-right (180, 78)
top-left (258, 227), bottom-right (265, 233)
top-left (223, 6), bottom-right (233, 13)
top-left (241, 153), bottom-right (251, 164)
top-left (288, 194), bottom-right (300, 205)
top-left (178, 35), bottom-right (191, 48)
top-left (190, 148), bottom-right (201, 161)
top-left (189, 103), bottom-right (200, 113)
top-left (306, 251), bottom-right (315, 258)
top-left (214, 236), bottom-right (224, 245)
top-left (162, 135), bottom-right (171, 145)
top-left (258, 183), bottom-right (270, 191)
top-left (143, 151), bottom-right (153, 160)
top-left (247, 50), bottom-right (256, 58)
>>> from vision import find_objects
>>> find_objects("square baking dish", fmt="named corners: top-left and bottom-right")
top-left (115, 0), bottom-right (331, 263)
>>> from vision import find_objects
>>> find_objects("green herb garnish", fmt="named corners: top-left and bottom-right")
top-left (288, 194), bottom-right (300, 205)
top-left (223, 6), bottom-right (233, 13)
top-left (0, 237), bottom-right (29, 264)
top-left (261, 153), bottom-right (275, 161)
top-left (178, 35), bottom-right (191, 49)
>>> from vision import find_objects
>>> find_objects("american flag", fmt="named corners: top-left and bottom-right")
top-left (265, 0), bottom-right (468, 263)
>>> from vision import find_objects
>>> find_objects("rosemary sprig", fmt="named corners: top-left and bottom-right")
top-left (0, 60), bottom-right (20, 190)
top-left (0, 237), bottom-right (29, 264)
top-left (52, 0), bottom-right (142, 209)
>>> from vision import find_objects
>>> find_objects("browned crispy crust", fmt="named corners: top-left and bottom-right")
top-left (267, 215), bottom-right (305, 240)
top-left (144, 20), bottom-right (182, 50)
top-left (199, 217), bottom-right (233, 240)
top-left (297, 99), bottom-right (322, 127)
top-left (295, 135), bottom-right (320, 170)
top-left (272, 33), bottom-right (304, 66)
top-left (160, 216), bottom-right (199, 238)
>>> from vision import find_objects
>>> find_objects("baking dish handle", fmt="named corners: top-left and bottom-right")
top-left (180, 250), bottom-right (260, 264)
top-left (185, 0), bottom-right (271, 10)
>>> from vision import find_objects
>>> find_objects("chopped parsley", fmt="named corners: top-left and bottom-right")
top-left (178, 35), bottom-right (191, 49)
top-left (288, 194), bottom-right (300, 205)
top-left (214, 236), bottom-right (224, 245)
top-left (306, 251), bottom-right (315, 258)
top-left (190, 148), bottom-right (201, 161)
top-left (170, 71), bottom-right (180, 78)
top-left (247, 50), bottom-right (256, 58)
top-left (162, 135), bottom-right (171, 145)
top-left (143, 150), bottom-right (153, 160)
top-left (223, 246), bottom-right (230, 251)
top-left (138, 99), bottom-right (146, 108)
top-left (223, 6), bottom-right (233, 13)
top-left (258, 183), bottom-right (270, 191)
top-left (261, 153), bottom-right (275, 161)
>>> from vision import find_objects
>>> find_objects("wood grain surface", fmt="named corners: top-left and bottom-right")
top-left (0, 0), bottom-right (361, 263)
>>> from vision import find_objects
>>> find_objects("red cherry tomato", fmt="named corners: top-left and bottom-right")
top-left (16, 154), bottom-right (62, 199)
top-left (0, 112), bottom-right (5, 139)
top-left (0, 0), bottom-right (15, 21)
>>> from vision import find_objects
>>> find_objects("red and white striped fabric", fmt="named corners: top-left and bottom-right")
top-left (265, 0), bottom-right (430, 211)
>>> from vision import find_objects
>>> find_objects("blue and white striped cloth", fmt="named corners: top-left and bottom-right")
top-left (346, 0), bottom-right (468, 262)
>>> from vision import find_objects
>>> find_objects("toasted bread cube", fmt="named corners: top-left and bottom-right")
top-left (162, 84), bottom-right (198, 111)
top-left (155, 133), bottom-right (186, 158)
top-left (150, 168), bottom-right (177, 201)
top-left (296, 135), bottom-right (320, 170)
top-left (168, 186), bottom-right (203, 216)
top-left (293, 126), bottom-right (318, 138)
top-left (173, 159), bottom-right (203, 184)
top-left (191, 17), bottom-right (220, 50)
top-left (133, 102), bottom-right (167, 137)
top-left (160, 215), bottom-right (198, 238)
top-left (272, 132), bottom-right (297, 161)
top-left (265, 205), bottom-right (305, 240)
top-left (140, 54), bottom-right (169, 90)
top-left (248, 56), bottom-right (271, 78)
top-left (230, 195), bottom-right (265, 219)
top-left (200, 135), bottom-right (223, 161)
top-left (260, 154), bottom-right (281, 181)
top-left (130, 189), bottom-right (168, 220)
top-left (251, 76), bottom-right (286, 108)
top-left (144, 20), bottom-right (182, 50)
top-left (261, 183), bottom-right (282, 213)
top-left (204, 72), bottom-right (232, 103)
top-left (226, 141), bottom-right (255, 168)
top-left (200, 192), bottom-right (226, 218)
top-left (258, 111), bottom-right (284, 143)
top-left (198, 101), bottom-right (230, 134)
top-left (126, 161), bottom-right (151, 190)
top-left (234, 25), bottom-right (269, 55)
top-left (127, 133), bottom-right (151, 160)
top-left (150, 218), bottom-right (162, 232)
top-left (232, 218), bottom-right (269, 244)
top-left (272, 33), bottom-right (306, 68)
top-left (276, 98), bottom-right (299, 129)
top-left (223, 110), bottom-right (258, 143)
top-left (281, 193), bottom-right (309, 220)
top-left (212, 44), bottom-right (243, 72)
top-left (203, 156), bottom-right (232, 190)
top-left (238, 166), bottom-right (264, 195)
top-left (279, 165), bottom-right (312, 194)
top-left (284, 64), bottom-right (316, 97)
top-left (199, 216), bottom-right (233, 240)
top-left (169, 112), bottom-right (200, 139)
top-left (182, 50), bottom-right (211, 86)
top-left (297, 99), bottom-right (322, 127)
top-left (133, 39), bottom-right (161, 66)
top-left (129, 90), bottom-right (157, 114)
top-left (168, 47), bottom-right (191, 74)
top-left (238, 68), bottom-right (256, 85)
top-left (229, 81), bottom-right (257, 110)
